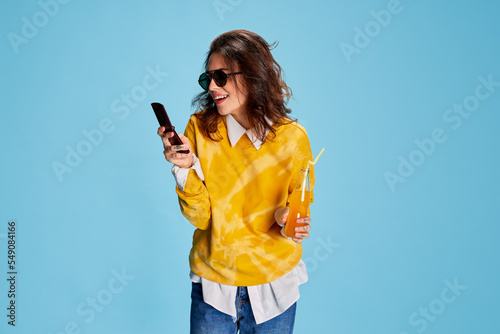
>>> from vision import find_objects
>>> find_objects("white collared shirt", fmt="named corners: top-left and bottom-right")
top-left (172, 114), bottom-right (307, 324)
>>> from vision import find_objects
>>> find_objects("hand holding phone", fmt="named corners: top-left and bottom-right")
top-left (152, 102), bottom-right (189, 154)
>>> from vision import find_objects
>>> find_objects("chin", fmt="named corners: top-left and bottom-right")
top-left (216, 108), bottom-right (229, 116)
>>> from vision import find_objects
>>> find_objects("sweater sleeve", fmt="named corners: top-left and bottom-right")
top-left (175, 117), bottom-right (212, 230)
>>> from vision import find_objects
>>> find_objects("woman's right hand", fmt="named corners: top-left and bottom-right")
top-left (157, 126), bottom-right (194, 168)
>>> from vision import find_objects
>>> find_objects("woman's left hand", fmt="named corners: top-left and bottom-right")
top-left (275, 207), bottom-right (311, 243)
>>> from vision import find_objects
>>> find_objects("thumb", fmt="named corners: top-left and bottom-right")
top-left (275, 207), bottom-right (289, 227)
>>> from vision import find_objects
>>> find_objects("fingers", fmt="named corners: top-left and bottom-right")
top-left (163, 143), bottom-right (192, 163)
top-left (178, 133), bottom-right (191, 146)
top-left (157, 126), bottom-right (167, 137)
top-left (158, 128), bottom-right (175, 148)
top-left (295, 223), bottom-right (311, 232)
top-left (157, 128), bottom-right (192, 162)
top-left (162, 143), bottom-right (194, 169)
top-left (296, 217), bottom-right (311, 224)
top-left (157, 127), bottom-right (176, 139)
top-left (164, 148), bottom-right (190, 161)
top-left (156, 127), bottom-right (194, 169)
top-left (292, 219), bottom-right (311, 243)
top-left (293, 225), bottom-right (310, 241)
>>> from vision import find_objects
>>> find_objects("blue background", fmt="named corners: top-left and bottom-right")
top-left (1, 0), bottom-right (499, 333)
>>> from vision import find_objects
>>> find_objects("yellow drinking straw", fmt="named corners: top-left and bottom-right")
top-left (301, 148), bottom-right (325, 201)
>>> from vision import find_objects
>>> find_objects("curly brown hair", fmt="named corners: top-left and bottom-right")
top-left (192, 30), bottom-right (294, 142)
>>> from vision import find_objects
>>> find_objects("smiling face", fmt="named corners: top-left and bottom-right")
top-left (207, 53), bottom-right (249, 128)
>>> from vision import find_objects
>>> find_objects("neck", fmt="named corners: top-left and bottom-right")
top-left (231, 110), bottom-right (250, 130)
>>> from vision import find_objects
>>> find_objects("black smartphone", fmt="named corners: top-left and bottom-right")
top-left (151, 102), bottom-right (189, 154)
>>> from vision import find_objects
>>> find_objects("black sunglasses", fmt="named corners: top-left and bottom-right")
top-left (198, 70), bottom-right (242, 90)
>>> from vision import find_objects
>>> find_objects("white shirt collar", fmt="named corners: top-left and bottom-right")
top-left (225, 114), bottom-right (271, 150)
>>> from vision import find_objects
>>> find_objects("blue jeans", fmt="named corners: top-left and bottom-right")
top-left (190, 282), bottom-right (296, 334)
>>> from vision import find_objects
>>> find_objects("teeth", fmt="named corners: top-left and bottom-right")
top-left (215, 95), bottom-right (228, 100)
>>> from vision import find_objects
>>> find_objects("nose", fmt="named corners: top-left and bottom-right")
top-left (208, 76), bottom-right (219, 91)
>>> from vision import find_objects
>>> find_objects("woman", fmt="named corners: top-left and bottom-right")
top-left (158, 30), bottom-right (315, 333)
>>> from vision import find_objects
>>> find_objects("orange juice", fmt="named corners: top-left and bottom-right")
top-left (284, 189), bottom-right (310, 238)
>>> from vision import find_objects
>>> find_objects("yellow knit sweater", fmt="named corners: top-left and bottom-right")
top-left (177, 115), bottom-right (315, 286)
